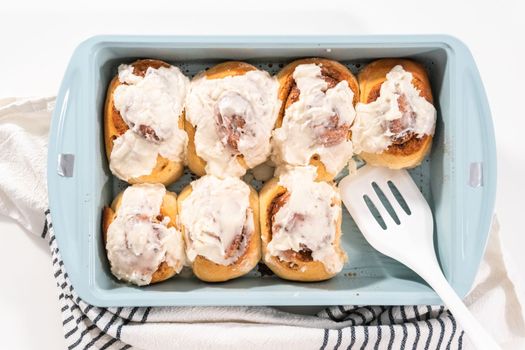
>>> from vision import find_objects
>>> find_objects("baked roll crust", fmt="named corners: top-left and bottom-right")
top-left (259, 168), bottom-right (346, 281)
top-left (102, 184), bottom-right (184, 285)
top-left (177, 176), bottom-right (261, 282)
top-left (104, 59), bottom-right (188, 185)
top-left (273, 58), bottom-right (359, 181)
top-left (355, 58), bottom-right (435, 169)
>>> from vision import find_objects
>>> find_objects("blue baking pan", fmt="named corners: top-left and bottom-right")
top-left (47, 35), bottom-right (496, 307)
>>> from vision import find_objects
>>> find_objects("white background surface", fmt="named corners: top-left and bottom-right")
top-left (1, 0), bottom-right (524, 348)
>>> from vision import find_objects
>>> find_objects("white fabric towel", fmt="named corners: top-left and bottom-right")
top-left (1, 97), bottom-right (524, 349)
top-left (0, 97), bottom-right (54, 234)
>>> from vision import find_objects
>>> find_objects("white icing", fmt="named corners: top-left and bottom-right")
top-left (110, 130), bottom-right (159, 180)
top-left (180, 176), bottom-right (254, 265)
top-left (110, 63), bottom-right (189, 181)
top-left (115, 64), bottom-right (189, 140)
top-left (185, 69), bottom-right (281, 177)
top-left (272, 63), bottom-right (356, 176)
top-left (352, 65), bottom-right (437, 154)
top-left (106, 184), bottom-right (185, 286)
top-left (267, 166), bottom-right (344, 274)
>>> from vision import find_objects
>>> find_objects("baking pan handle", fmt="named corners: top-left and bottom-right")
top-left (47, 49), bottom-right (87, 295)
top-left (455, 39), bottom-right (497, 296)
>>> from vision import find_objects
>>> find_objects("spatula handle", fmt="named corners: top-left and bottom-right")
top-left (423, 268), bottom-right (501, 350)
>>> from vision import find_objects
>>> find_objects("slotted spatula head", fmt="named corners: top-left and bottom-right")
top-left (339, 165), bottom-right (502, 350)
top-left (339, 165), bottom-right (436, 270)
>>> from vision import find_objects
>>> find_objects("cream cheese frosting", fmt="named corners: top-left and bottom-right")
top-left (110, 63), bottom-right (189, 181)
top-left (267, 166), bottom-right (344, 274)
top-left (272, 63), bottom-right (356, 176)
top-left (179, 176), bottom-right (254, 266)
top-left (106, 184), bottom-right (185, 286)
top-left (185, 69), bottom-right (281, 177)
top-left (351, 65), bottom-right (436, 154)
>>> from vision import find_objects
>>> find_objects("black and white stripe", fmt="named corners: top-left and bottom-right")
top-left (43, 210), bottom-right (463, 350)
top-left (319, 305), bottom-right (465, 349)
top-left (44, 211), bottom-right (142, 350)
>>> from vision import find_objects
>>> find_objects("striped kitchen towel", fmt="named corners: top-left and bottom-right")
top-left (42, 208), bottom-right (464, 350)
top-left (1, 97), bottom-right (468, 349)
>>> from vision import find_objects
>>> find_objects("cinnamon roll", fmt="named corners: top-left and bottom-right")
top-left (259, 166), bottom-right (346, 281)
top-left (104, 59), bottom-right (189, 185)
top-left (184, 61), bottom-right (281, 177)
top-left (272, 58), bottom-right (359, 181)
top-left (352, 59), bottom-right (436, 169)
top-left (177, 175), bottom-right (261, 282)
top-left (102, 183), bottom-right (185, 286)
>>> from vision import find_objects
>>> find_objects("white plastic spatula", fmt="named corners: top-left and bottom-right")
top-left (339, 165), bottom-right (500, 350)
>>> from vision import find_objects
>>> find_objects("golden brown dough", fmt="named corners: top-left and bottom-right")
top-left (177, 182), bottom-right (261, 282)
top-left (102, 188), bottom-right (181, 284)
top-left (185, 61), bottom-right (257, 177)
top-left (357, 58), bottom-right (434, 169)
top-left (275, 58), bottom-right (359, 181)
top-left (259, 177), bottom-right (346, 282)
top-left (104, 59), bottom-right (186, 185)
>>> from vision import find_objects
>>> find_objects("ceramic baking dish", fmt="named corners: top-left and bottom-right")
top-left (47, 35), bottom-right (496, 307)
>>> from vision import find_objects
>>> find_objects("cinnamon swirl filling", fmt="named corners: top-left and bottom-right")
top-left (272, 63), bottom-right (356, 177)
top-left (352, 65), bottom-right (436, 155)
top-left (105, 184), bottom-right (185, 286)
top-left (185, 67), bottom-right (280, 177)
top-left (180, 176), bottom-right (255, 266)
top-left (268, 192), bottom-right (313, 263)
top-left (265, 166), bottom-right (344, 273)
